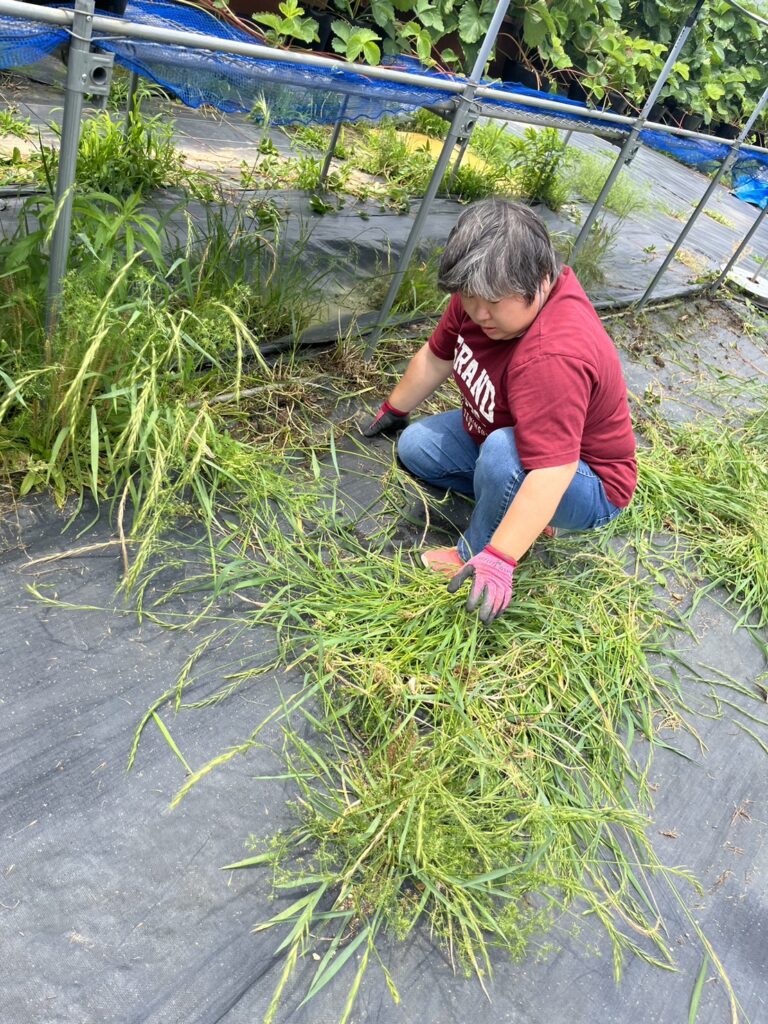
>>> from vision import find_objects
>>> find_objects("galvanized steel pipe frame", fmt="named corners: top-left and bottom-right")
top-left (318, 94), bottom-right (350, 189)
top-left (362, 0), bottom-right (512, 358)
top-left (0, 0), bottom-right (647, 129)
top-left (0, 0), bottom-right (634, 340)
top-left (44, 0), bottom-right (96, 334)
top-left (569, 0), bottom-right (706, 263)
top-left (0, 0), bottom-right (764, 154)
top-left (2, 0), bottom-right (767, 334)
top-left (638, 82), bottom-right (768, 309)
top-left (709, 201), bottom-right (768, 292)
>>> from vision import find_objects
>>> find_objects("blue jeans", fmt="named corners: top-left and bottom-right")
top-left (397, 410), bottom-right (623, 560)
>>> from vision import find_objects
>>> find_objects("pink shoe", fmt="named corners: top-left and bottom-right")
top-left (420, 546), bottom-right (465, 578)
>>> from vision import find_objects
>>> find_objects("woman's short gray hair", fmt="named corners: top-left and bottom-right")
top-left (438, 198), bottom-right (560, 304)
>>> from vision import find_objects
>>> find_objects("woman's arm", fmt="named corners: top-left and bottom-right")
top-left (490, 462), bottom-right (578, 560)
top-left (363, 342), bottom-right (455, 436)
top-left (387, 342), bottom-right (454, 412)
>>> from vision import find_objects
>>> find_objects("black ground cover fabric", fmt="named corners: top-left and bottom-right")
top-left (2, 298), bottom-right (768, 1023)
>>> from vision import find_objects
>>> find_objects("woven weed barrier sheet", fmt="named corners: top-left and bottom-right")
top-left (2, 298), bottom-right (768, 1024)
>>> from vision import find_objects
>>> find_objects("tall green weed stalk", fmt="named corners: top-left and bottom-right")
top-left (0, 193), bottom-right (325, 582)
top-left (43, 108), bottom-right (189, 200)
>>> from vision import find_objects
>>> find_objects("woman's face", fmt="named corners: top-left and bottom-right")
top-left (460, 285), bottom-right (548, 340)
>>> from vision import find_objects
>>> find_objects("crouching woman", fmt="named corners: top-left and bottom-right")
top-left (364, 198), bottom-right (637, 625)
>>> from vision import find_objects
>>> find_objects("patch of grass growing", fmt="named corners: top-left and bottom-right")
top-left (703, 208), bottom-right (736, 229)
top-left (568, 151), bottom-right (651, 218)
top-left (106, 67), bottom-right (167, 113)
top-left (0, 192), bottom-right (327, 582)
top-left (627, 412), bottom-right (768, 626)
top-left (407, 107), bottom-right (450, 139)
top-left (469, 121), bottom-right (518, 166)
top-left (0, 107), bottom-right (32, 138)
top-left (554, 217), bottom-right (619, 290)
top-left (241, 150), bottom-right (350, 196)
top-left (446, 161), bottom-right (502, 202)
top-left (365, 248), bottom-right (447, 316)
top-left (507, 127), bottom-right (570, 211)
top-left (288, 123), bottom-right (334, 152)
top-left (352, 121), bottom-right (435, 192)
top-left (43, 108), bottom-right (197, 200)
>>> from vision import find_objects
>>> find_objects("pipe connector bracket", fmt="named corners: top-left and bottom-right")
top-left (66, 48), bottom-right (115, 96)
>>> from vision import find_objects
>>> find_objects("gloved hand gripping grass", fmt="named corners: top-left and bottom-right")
top-left (447, 544), bottom-right (518, 624)
top-left (361, 399), bottom-right (410, 437)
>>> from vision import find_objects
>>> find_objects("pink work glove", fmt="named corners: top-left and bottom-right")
top-left (362, 399), bottom-right (409, 437)
top-left (447, 544), bottom-right (517, 625)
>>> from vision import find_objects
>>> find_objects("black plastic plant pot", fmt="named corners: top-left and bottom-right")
top-left (714, 121), bottom-right (741, 140)
top-left (647, 101), bottom-right (665, 122)
top-left (606, 91), bottom-right (630, 116)
top-left (502, 58), bottom-right (539, 90)
top-left (664, 101), bottom-right (686, 125)
top-left (307, 9), bottom-right (334, 52)
top-left (682, 112), bottom-right (704, 132)
top-left (567, 78), bottom-right (589, 104)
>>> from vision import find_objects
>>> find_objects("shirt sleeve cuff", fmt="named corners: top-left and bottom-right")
top-left (520, 450), bottom-right (581, 470)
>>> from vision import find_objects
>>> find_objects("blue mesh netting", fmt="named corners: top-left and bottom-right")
top-left (637, 127), bottom-right (768, 208)
top-left (0, 18), bottom-right (65, 68)
top-left (96, 3), bottom-right (458, 121)
top-left (2, 0), bottom-right (768, 204)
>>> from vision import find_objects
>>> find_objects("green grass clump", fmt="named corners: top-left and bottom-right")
top-left (353, 122), bottom-right (435, 192)
top-left (0, 144), bottom-right (41, 187)
top-left (44, 108), bottom-right (194, 200)
top-left (0, 107), bottom-right (32, 139)
top-left (365, 248), bottom-right (447, 316)
top-left (703, 208), bottom-right (736, 228)
top-left (506, 127), bottom-right (571, 211)
top-left (288, 123), bottom-right (333, 150)
top-left (407, 107), bottom-right (450, 139)
top-left (554, 217), bottom-right (619, 289)
top-left (160, 499), bottom-right (702, 1020)
top-left (469, 121), bottom-right (517, 165)
top-left (466, 125), bottom-right (570, 210)
top-left (628, 412), bottom-right (768, 626)
top-left (0, 191), bottom-right (327, 581)
top-left (445, 161), bottom-right (501, 202)
top-left (567, 151), bottom-right (651, 218)
top-left (347, 122), bottom-right (504, 205)
top-left (241, 150), bottom-right (350, 196)
top-left (106, 67), bottom-right (167, 113)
